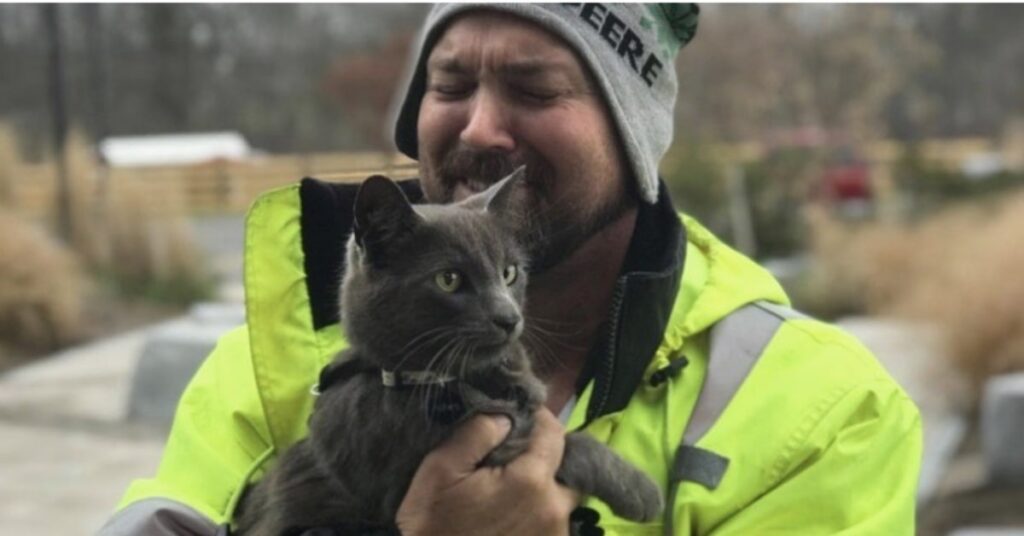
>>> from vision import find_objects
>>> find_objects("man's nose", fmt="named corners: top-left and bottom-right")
top-left (459, 90), bottom-right (515, 153)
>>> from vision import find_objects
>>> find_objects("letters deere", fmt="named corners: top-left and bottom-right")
top-left (563, 3), bottom-right (664, 88)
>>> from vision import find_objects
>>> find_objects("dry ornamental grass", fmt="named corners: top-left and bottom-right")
top-left (0, 124), bottom-right (211, 363)
top-left (808, 190), bottom-right (1024, 394)
top-left (0, 209), bottom-right (87, 354)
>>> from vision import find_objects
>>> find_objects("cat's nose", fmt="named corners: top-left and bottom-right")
top-left (491, 314), bottom-right (521, 336)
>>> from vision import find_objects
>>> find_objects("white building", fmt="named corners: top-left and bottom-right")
top-left (98, 132), bottom-right (252, 168)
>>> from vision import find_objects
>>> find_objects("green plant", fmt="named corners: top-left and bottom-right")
top-left (741, 147), bottom-right (821, 258)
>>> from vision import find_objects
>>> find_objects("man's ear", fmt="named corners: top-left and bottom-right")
top-left (478, 165), bottom-right (526, 217)
top-left (353, 175), bottom-right (421, 265)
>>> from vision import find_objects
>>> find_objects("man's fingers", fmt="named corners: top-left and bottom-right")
top-left (420, 414), bottom-right (512, 478)
top-left (510, 408), bottom-right (565, 477)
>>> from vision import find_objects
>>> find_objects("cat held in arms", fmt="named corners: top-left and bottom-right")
top-left (235, 168), bottom-right (662, 535)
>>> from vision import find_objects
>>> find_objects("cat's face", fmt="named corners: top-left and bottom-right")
top-left (341, 169), bottom-right (528, 375)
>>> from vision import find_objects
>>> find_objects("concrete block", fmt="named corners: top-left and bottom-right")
top-left (126, 303), bottom-right (244, 427)
top-left (189, 302), bottom-right (246, 325)
top-left (981, 371), bottom-right (1024, 485)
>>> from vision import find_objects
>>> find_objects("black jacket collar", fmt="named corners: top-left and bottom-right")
top-left (575, 180), bottom-right (685, 423)
top-left (297, 177), bottom-right (685, 423)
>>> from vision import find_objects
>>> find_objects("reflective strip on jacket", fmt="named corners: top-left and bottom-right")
top-left (104, 182), bottom-right (922, 535)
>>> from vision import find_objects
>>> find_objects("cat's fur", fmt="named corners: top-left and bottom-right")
top-left (235, 169), bottom-right (662, 535)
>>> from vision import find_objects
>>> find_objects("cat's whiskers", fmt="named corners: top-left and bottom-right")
top-left (438, 339), bottom-right (466, 407)
top-left (520, 309), bottom-right (590, 377)
top-left (391, 326), bottom-right (457, 371)
top-left (524, 322), bottom-right (584, 345)
top-left (521, 329), bottom-right (568, 373)
top-left (524, 313), bottom-right (585, 333)
top-left (535, 324), bottom-right (585, 349)
top-left (425, 338), bottom-right (472, 432)
top-left (524, 313), bottom-right (587, 349)
top-left (396, 325), bottom-right (454, 355)
top-left (456, 340), bottom-right (475, 384)
top-left (453, 340), bottom-right (478, 423)
top-left (414, 337), bottom-right (463, 428)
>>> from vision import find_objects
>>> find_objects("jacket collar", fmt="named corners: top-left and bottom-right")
top-left (575, 180), bottom-right (686, 422)
top-left (297, 177), bottom-right (686, 423)
top-left (299, 177), bottom-right (424, 330)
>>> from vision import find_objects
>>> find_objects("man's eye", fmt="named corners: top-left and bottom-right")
top-left (429, 83), bottom-right (472, 99)
top-left (516, 87), bottom-right (560, 104)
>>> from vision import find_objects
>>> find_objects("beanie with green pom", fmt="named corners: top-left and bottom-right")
top-left (393, 3), bottom-right (700, 204)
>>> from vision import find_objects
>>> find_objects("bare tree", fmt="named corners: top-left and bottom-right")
top-left (675, 5), bottom-right (936, 142)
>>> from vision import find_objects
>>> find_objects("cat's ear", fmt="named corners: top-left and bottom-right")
top-left (481, 165), bottom-right (526, 217)
top-left (353, 175), bottom-right (421, 263)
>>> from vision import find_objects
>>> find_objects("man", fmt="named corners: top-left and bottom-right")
top-left (101, 4), bottom-right (921, 535)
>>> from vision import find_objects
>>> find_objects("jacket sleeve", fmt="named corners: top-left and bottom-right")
top-left (99, 326), bottom-right (273, 535)
top-left (709, 380), bottom-right (923, 535)
top-left (96, 498), bottom-right (224, 536)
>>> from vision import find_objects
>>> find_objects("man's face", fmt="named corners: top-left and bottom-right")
top-left (417, 11), bottom-right (634, 273)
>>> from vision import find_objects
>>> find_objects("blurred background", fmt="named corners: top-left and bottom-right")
top-left (0, 4), bottom-right (1022, 535)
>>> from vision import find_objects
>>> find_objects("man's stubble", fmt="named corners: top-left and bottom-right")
top-left (421, 145), bottom-right (634, 274)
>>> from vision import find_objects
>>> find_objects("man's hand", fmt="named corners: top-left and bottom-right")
top-left (396, 409), bottom-right (578, 536)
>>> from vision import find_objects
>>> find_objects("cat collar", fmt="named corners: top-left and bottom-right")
top-left (381, 369), bottom-right (458, 388)
top-left (311, 361), bottom-right (458, 396)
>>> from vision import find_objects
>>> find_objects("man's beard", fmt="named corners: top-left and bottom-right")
top-left (422, 146), bottom-right (632, 274)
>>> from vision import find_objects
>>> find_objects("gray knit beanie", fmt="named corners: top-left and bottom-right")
top-left (392, 3), bottom-right (699, 204)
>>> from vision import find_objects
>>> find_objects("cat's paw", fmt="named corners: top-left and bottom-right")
top-left (557, 433), bottom-right (664, 522)
top-left (608, 470), bottom-right (663, 522)
top-left (479, 415), bottom-right (533, 467)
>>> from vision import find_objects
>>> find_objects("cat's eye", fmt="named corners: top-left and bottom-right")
top-left (435, 270), bottom-right (463, 293)
top-left (502, 265), bottom-right (518, 286)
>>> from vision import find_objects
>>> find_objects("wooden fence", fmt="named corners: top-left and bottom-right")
top-left (4, 151), bottom-right (419, 220)
top-left (3, 138), bottom-right (1018, 220)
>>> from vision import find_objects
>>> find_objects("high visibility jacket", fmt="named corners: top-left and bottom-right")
top-left (102, 180), bottom-right (921, 535)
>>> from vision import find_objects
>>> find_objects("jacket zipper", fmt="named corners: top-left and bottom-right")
top-left (586, 275), bottom-right (629, 424)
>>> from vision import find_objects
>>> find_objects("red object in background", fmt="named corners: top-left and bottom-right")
top-left (820, 161), bottom-right (872, 202)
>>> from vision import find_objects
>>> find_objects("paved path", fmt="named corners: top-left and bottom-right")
top-left (0, 421), bottom-right (165, 534)
top-left (0, 321), bottom-right (181, 535)
top-left (0, 216), bottom-right (248, 534)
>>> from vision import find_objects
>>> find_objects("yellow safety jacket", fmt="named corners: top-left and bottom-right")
top-left (103, 179), bottom-right (921, 535)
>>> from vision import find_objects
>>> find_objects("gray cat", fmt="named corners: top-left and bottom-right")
top-left (235, 169), bottom-right (662, 535)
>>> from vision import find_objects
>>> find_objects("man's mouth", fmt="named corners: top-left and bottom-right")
top-left (452, 177), bottom-right (495, 200)
top-left (464, 178), bottom-right (491, 192)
